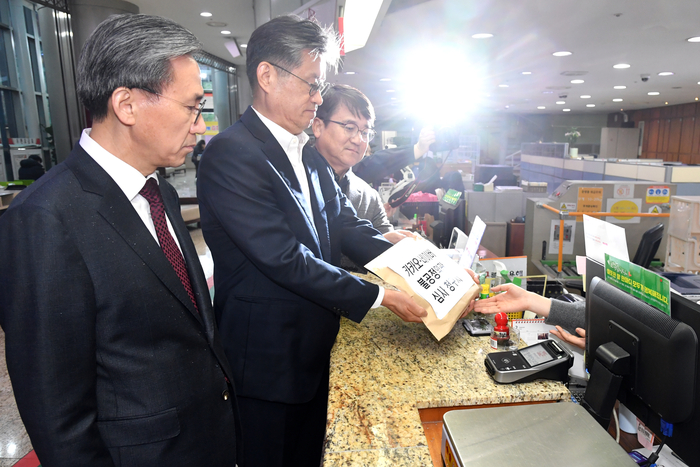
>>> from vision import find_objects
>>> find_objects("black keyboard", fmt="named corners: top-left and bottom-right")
top-left (568, 386), bottom-right (587, 404)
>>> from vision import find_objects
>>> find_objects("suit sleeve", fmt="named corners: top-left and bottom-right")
top-left (0, 205), bottom-right (115, 466)
top-left (198, 137), bottom-right (389, 322)
top-left (352, 146), bottom-right (415, 187)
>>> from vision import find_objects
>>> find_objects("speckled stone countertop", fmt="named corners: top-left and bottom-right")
top-left (322, 274), bottom-right (570, 466)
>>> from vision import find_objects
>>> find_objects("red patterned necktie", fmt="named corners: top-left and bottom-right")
top-left (139, 178), bottom-right (198, 312)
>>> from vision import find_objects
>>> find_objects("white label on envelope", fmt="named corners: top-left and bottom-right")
top-left (380, 239), bottom-right (476, 320)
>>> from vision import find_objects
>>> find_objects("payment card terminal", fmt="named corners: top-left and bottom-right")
top-left (485, 339), bottom-right (573, 384)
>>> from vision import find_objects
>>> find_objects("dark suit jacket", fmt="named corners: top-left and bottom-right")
top-left (0, 144), bottom-right (240, 467)
top-left (197, 107), bottom-right (392, 404)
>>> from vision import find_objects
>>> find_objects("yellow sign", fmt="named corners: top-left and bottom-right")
top-left (645, 185), bottom-right (670, 204)
top-left (204, 120), bottom-right (219, 136)
top-left (609, 199), bottom-right (639, 221)
top-left (576, 187), bottom-right (603, 221)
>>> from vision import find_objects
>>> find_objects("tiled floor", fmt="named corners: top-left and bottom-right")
top-left (0, 201), bottom-right (209, 466)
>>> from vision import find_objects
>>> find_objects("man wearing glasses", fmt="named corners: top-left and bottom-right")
top-left (197, 15), bottom-right (427, 467)
top-left (0, 15), bottom-right (240, 466)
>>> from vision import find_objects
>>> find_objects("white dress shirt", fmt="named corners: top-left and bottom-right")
top-left (79, 129), bottom-right (183, 253)
top-left (251, 108), bottom-right (384, 309)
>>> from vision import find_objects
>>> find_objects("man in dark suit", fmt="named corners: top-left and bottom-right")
top-left (0, 15), bottom-right (240, 466)
top-left (197, 15), bottom-right (426, 467)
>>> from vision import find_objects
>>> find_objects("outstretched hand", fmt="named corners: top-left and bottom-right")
top-left (473, 283), bottom-right (530, 315)
top-left (551, 326), bottom-right (586, 350)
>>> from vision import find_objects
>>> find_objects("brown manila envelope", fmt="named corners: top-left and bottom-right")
top-left (365, 237), bottom-right (480, 341)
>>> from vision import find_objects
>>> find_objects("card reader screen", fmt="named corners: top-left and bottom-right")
top-left (521, 345), bottom-right (554, 366)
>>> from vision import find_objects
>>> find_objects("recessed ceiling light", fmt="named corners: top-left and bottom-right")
top-left (614, 85), bottom-right (627, 89)
top-left (206, 21), bottom-right (227, 27)
top-left (221, 30), bottom-right (231, 35)
top-left (379, 78), bottom-right (391, 82)
top-left (648, 91), bottom-right (660, 95)
top-left (613, 98), bottom-right (623, 102)
top-left (580, 95), bottom-right (591, 99)
top-left (556, 101), bottom-right (565, 104)
top-left (658, 71), bottom-right (674, 76)
top-left (613, 63), bottom-right (631, 69)
top-left (553, 51), bottom-right (572, 57)
top-left (240, 43), bottom-right (247, 48)
top-left (537, 106), bottom-right (546, 109)
top-left (665, 102), bottom-right (669, 105)
top-left (542, 91), bottom-right (554, 94)
top-left (563, 109), bottom-right (571, 112)
top-left (200, 12), bottom-right (212, 17)
top-left (522, 71), bottom-right (532, 75)
top-left (696, 97), bottom-right (699, 101)
top-left (386, 89), bottom-right (395, 92)
top-left (571, 79), bottom-right (584, 84)
top-left (586, 104), bottom-right (596, 107)
top-left (505, 105), bottom-right (510, 109)
top-left (344, 71), bottom-right (356, 75)
top-left (687, 37), bottom-right (700, 42)
top-left (472, 33), bottom-right (493, 39)
top-left (499, 84), bottom-right (509, 88)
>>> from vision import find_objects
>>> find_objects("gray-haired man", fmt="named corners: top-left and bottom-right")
top-left (198, 15), bottom-right (426, 467)
top-left (0, 14), bottom-right (240, 466)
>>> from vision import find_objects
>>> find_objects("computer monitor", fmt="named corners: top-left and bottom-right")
top-left (585, 277), bottom-right (700, 466)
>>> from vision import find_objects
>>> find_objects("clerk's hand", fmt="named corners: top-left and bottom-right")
top-left (382, 289), bottom-right (427, 323)
top-left (551, 326), bottom-right (586, 350)
top-left (383, 230), bottom-right (418, 244)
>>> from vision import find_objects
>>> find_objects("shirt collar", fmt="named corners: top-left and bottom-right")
top-left (79, 129), bottom-right (157, 200)
top-left (252, 107), bottom-right (309, 159)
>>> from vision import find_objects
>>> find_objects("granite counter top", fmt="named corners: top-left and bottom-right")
top-left (322, 274), bottom-right (569, 466)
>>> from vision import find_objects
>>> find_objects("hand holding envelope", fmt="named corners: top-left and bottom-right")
top-left (366, 237), bottom-right (481, 340)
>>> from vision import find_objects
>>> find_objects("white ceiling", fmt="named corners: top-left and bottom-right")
top-left (132, 0), bottom-right (700, 118)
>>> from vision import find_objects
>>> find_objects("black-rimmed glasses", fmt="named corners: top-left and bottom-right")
top-left (328, 120), bottom-right (376, 143)
top-left (268, 62), bottom-right (330, 97)
top-left (139, 87), bottom-right (206, 125)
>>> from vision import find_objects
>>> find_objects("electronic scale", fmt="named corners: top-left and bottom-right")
top-left (485, 339), bottom-right (573, 383)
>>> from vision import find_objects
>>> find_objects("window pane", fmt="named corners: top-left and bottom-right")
top-left (23, 6), bottom-right (33, 36)
top-left (0, 31), bottom-right (10, 86)
top-left (1, 90), bottom-right (18, 136)
top-left (28, 37), bottom-right (40, 91)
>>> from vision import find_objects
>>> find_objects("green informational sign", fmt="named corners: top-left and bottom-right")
top-left (442, 189), bottom-right (462, 206)
top-left (604, 254), bottom-right (671, 315)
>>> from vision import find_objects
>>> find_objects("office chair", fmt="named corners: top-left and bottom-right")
top-left (631, 223), bottom-right (664, 269)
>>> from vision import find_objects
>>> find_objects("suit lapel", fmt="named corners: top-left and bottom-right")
top-left (304, 148), bottom-right (331, 261)
top-left (241, 107), bottom-right (323, 254)
top-left (66, 146), bottom-right (203, 326)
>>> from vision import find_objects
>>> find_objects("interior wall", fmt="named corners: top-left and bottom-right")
top-left (621, 102), bottom-right (700, 164)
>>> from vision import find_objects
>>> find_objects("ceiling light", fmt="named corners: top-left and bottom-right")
top-left (687, 37), bottom-right (700, 42)
top-left (553, 51), bottom-right (572, 57)
top-left (499, 84), bottom-right (509, 88)
top-left (696, 98), bottom-right (699, 101)
top-left (580, 95), bottom-right (591, 99)
top-left (200, 12), bottom-right (212, 17)
top-left (379, 78), bottom-right (391, 82)
top-left (613, 98), bottom-right (623, 102)
top-left (563, 109), bottom-right (571, 112)
top-left (522, 71), bottom-right (532, 75)
top-left (658, 71), bottom-right (674, 76)
top-left (206, 21), bottom-right (227, 27)
top-left (586, 104), bottom-right (596, 107)
top-left (571, 79), bottom-right (584, 84)
top-left (224, 40), bottom-right (240, 58)
top-left (221, 30), bottom-right (231, 35)
top-left (648, 91), bottom-right (660, 95)
top-left (537, 106), bottom-right (546, 109)
top-left (614, 85), bottom-right (626, 89)
top-left (472, 33), bottom-right (493, 39)
top-left (240, 43), bottom-right (247, 48)
top-left (556, 101), bottom-right (565, 104)
top-left (386, 89), bottom-right (395, 92)
top-left (613, 63), bottom-right (631, 69)
top-left (543, 91), bottom-right (553, 94)
top-left (344, 71), bottom-right (356, 75)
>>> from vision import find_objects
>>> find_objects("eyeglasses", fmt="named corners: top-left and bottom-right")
top-left (268, 62), bottom-right (330, 97)
top-left (139, 87), bottom-right (206, 125)
top-left (328, 120), bottom-right (376, 143)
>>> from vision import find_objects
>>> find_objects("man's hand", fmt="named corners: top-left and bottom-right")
top-left (383, 229), bottom-right (418, 244)
top-left (381, 289), bottom-right (427, 323)
top-left (551, 326), bottom-right (586, 350)
top-left (414, 127), bottom-right (436, 159)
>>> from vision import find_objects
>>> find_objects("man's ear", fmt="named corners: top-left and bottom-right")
top-left (257, 62), bottom-right (275, 95)
top-left (312, 117), bottom-right (325, 139)
top-left (110, 87), bottom-right (137, 126)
